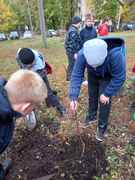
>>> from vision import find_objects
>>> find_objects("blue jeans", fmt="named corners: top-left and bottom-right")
top-left (87, 75), bottom-right (111, 133)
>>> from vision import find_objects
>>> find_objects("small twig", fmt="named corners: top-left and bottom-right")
top-left (73, 112), bottom-right (85, 157)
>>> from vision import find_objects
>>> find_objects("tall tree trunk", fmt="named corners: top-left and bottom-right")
top-left (117, 9), bottom-right (121, 30)
top-left (26, 0), bottom-right (33, 32)
top-left (80, 0), bottom-right (87, 21)
top-left (38, 0), bottom-right (47, 48)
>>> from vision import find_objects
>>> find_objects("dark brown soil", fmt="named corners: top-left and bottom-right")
top-left (7, 122), bottom-right (108, 180)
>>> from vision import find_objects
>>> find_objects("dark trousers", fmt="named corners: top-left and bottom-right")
top-left (0, 122), bottom-right (14, 180)
top-left (66, 54), bottom-right (75, 81)
top-left (88, 75), bottom-right (111, 133)
top-left (37, 70), bottom-right (63, 108)
top-left (0, 165), bottom-right (5, 180)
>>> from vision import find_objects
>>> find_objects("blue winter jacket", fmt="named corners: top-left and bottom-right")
top-left (69, 37), bottom-right (126, 100)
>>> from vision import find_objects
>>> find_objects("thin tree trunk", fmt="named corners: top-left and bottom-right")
top-left (38, 0), bottom-right (47, 48)
top-left (117, 9), bottom-right (121, 30)
top-left (26, 0), bottom-right (33, 32)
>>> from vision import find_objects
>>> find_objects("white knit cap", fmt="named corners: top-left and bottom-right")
top-left (83, 39), bottom-right (108, 68)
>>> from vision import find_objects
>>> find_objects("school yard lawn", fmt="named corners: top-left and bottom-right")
top-left (0, 31), bottom-right (135, 180)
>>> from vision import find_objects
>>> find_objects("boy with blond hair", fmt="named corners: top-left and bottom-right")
top-left (0, 69), bottom-right (47, 179)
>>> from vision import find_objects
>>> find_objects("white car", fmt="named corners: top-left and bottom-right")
top-left (23, 31), bottom-right (32, 39)
top-left (48, 29), bottom-right (58, 36)
top-left (9, 31), bottom-right (19, 40)
top-left (0, 33), bottom-right (7, 41)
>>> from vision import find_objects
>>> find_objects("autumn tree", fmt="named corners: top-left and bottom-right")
top-left (117, 0), bottom-right (135, 21)
top-left (116, 0), bottom-right (135, 29)
top-left (0, 0), bottom-right (17, 32)
top-left (92, 0), bottom-right (118, 20)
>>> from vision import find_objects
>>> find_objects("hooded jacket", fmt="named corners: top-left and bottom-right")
top-left (69, 37), bottom-right (126, 100)
top-left (16, 48), bottom-right (45, 71)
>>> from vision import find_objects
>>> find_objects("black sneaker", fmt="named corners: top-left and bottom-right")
top-left (96, 128), bottom-right (107, 142)
top-left (82, 115), bottom-right (97, 128)
top-left (56, 105), bottom-right (66, 117)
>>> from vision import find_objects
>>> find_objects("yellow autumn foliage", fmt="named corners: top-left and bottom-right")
top-left (0, 0), bottom-right (17, 32)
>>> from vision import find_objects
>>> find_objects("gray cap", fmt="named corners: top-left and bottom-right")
top-left (83, 39), bottom-right (108, 68)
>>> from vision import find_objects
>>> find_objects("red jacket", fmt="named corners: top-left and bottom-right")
top-left (98, 24), bottom-right (109, 36)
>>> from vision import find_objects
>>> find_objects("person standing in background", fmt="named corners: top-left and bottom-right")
top-left (108, 18), bottom-right (113, 32)
top-left (80, 13), bottom-right (97, 44)
top-left (64, 16), bottom-right (82, 81)
top-left (80, 14), bottom-right (97, 86)
top-left (98, 18), bottom-right (109, 36)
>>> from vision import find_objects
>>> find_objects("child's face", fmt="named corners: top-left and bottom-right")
top-left (85, 19), bottom-right (94, 27)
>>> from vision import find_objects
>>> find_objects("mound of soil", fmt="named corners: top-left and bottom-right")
top-left (7, 121), bottom-right (108, 180)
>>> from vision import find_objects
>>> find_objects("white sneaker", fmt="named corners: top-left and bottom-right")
top-left (82, 80), bottom-right (88, 86)
top-left (25, 111), bottom-right (37, 130)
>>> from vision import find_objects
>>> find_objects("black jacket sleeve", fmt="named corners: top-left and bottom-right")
top-left (0, 107), bottom-right (13, 123)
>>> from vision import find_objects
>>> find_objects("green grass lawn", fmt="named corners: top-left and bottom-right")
top-left (0, 31), bottom-right (134, 79)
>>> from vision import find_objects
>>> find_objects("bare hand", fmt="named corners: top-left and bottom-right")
top-left (100, 94), bottom-right (110, 105)
top-left (70, 101), bottom-right (78, 113)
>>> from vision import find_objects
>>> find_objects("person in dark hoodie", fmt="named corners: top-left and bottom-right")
top-left (80, 13), bottom-right (97, 44)
top-left (64, 16), bottom-right (82, 81)
top-left (0, 70), bottom-right (47, 179)
top-left (69, 37), bottom-right (126, 142)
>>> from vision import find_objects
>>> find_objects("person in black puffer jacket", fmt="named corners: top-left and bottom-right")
top-left (64, 16), bottom-right (82, 81)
